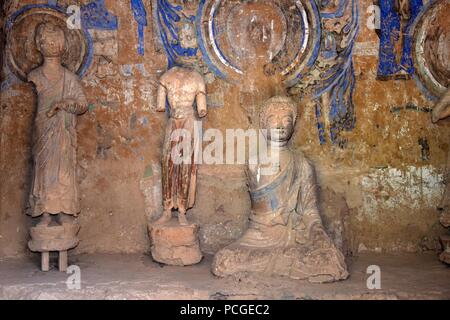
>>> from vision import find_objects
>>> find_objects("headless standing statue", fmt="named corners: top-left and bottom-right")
top-left (149, 66), bottom-right (206, 266)
top-left (156, 66), bottom-right (207, 225)
top-left (27, 23), bottom-right (87, 272)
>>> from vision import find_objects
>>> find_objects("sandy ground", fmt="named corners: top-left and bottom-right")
top-left (0, 252), bottom-right (449, 300)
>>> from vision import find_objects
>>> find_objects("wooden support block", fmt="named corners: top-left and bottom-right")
top-left (59, 250), bottom-right (68, 272)
top-left (41, 251), bottom-right (49, 272)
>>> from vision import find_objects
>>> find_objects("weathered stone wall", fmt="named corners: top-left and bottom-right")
top-left (0, 0), bottom-right (448, 258)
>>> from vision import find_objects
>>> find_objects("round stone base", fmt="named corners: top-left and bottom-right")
top-left (149, 221), bottom-right (203, 266)
top-left (28, 223), bottom-right (80, 252)
top-left (440, 211), bottom-right (450, 228)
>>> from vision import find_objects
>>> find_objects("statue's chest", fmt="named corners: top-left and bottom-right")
top-left (165, 70), bottom-right (196, 91)
top-left (167, 80), bottom-right (197, 97)
top-left (253, 155), bottom-right (292, 183)
top-left (34, 73), bottom-right (65, 108)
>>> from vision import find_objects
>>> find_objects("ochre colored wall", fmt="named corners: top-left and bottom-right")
top-left (0, 0), bottom-right (448, 258)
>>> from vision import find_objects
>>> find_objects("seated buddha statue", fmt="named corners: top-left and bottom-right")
top-left (212, 96), bottom-right (349, 283)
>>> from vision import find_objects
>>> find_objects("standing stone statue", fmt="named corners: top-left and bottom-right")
top-left (27, 22), bottom-right (88, 272)
top-left (148, 66), bottom-right (206, 266)
top-left (156, 66), bottom-right (207, 225)
top-left (432, 88), bottom-right (450, 265)
top-left (212, 96), bottom-right (349, 283)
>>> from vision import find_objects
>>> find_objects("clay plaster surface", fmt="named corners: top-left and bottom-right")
top-left (0, 0), bottom-right (449, 258)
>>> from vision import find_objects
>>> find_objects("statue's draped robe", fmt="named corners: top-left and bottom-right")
top-left (161, 107), bottom-right (199, 213)
top-left (441, 146), bottom-right (450, 227)
top-left (28, 68), bottom-right (87, 217)
top-left (212, 150), bottom-right (348, 282)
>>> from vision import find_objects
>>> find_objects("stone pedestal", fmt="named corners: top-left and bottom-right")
top-left (28, 223), bottom-right (80, 272)
top-left (440, 235), bottom-right (450, 265)
top-left (440, 211), bottom-right (450, 229)
top-left (149, 220), bottom-right (202, 266)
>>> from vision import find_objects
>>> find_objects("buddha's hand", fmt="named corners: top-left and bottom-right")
top-left (48, 100), bottom-right (81, 117)
top-left (198, 109), bottom-right (207, 118)
top-left (47, 101), bottom-right (65, 118)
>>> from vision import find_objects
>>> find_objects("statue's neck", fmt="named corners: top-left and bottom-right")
top-left (267, 141), bottom-right (289, 150)
top-left (42, 57), bottom-right (62, 69)
top-left (41, 57), bottom-right (64, 83)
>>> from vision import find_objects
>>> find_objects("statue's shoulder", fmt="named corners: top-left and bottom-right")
top-left (160, 67), bottom-right (179, 83)
top-left (190, 68), bottom-right (204, 80)
top-left (27, 68), bottom-right (42, 83)
top-left (63, 68), bottom-right (81, 81)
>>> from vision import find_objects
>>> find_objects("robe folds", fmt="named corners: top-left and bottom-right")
top-left (28, 68), bottom-right (87, 217)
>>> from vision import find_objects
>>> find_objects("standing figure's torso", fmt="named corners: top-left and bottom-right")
top-left (161, 67), bottom-right (202, 119)
top-left (29, 67), bottom-right (66, 111)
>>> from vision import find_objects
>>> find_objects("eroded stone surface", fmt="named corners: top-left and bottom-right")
top-left (212, 97), bottom-right (348, 283)
top-left (28, 223), bottom-right (80, 252)
top-left (149, 221), bottom-right (202, 266)
top-left (0, 0), bottom-right (449, 260)
top-left (155, 66), bottom-right (207, 226)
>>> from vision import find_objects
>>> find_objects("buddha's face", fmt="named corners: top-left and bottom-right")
top-left (37, 27), bottom-right (65, 58)
top-left (262, 107), bottom-right (295, 143)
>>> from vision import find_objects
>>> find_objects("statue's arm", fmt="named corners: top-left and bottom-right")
top-left (156, 79), bottom-right (167, 113)
top-left (432, 88), bottom-right (450, 123)
top-left (64, 77), bottom-right (88, 115)
top-left (196, 77), bottom-right (207, 118)
top-left (46, 74), bottom-right (88, 118)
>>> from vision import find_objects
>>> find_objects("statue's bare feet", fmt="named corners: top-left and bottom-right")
top-left (37, 213), bottom-right (51, 227)
top-left (178, 213), bottom-right (188, 226)
top-left (155, 210), bottom-right (172, 225)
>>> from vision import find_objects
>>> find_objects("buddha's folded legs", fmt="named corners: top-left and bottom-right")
top-left (212, 244), bottom-right (272, 277)
top-left (212, 242), bottom-right (349, 283)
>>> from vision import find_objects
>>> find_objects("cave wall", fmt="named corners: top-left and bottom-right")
top-left (0, 0), bottom-right (448, 258)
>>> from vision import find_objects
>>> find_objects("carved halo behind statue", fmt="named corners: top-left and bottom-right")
top-left (6, 6), bottom-right (89, 81)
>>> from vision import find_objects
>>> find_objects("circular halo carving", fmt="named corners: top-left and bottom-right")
top-left (197, 0), bottom-right (321, 83)
top-left (226, 2), bottom-right (287, 65)
top-left (6, 7), bottom-right (89, 81)
top-left (412, 0), bottom-right (450, 98)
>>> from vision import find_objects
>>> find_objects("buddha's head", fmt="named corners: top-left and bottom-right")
top-left (35, 22), bottom-right (66, 58)
top-left (260, 96), bottom-right (298, 143)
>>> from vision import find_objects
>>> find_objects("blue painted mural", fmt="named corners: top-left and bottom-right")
top-left (153, 0), bottom-right (360, 146)
top-left (80, 0), bottom-right (118, 30)
top-left (47, 0), bottom-right (118, 30)
top-left (314, 0), bottom-right (359, 146)
top-left (154, 0), bottom-right (199, 68)
top-left (377, 0), bottom-right (423, 80)
top-left (131, 0), bottom-right (148, 56)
